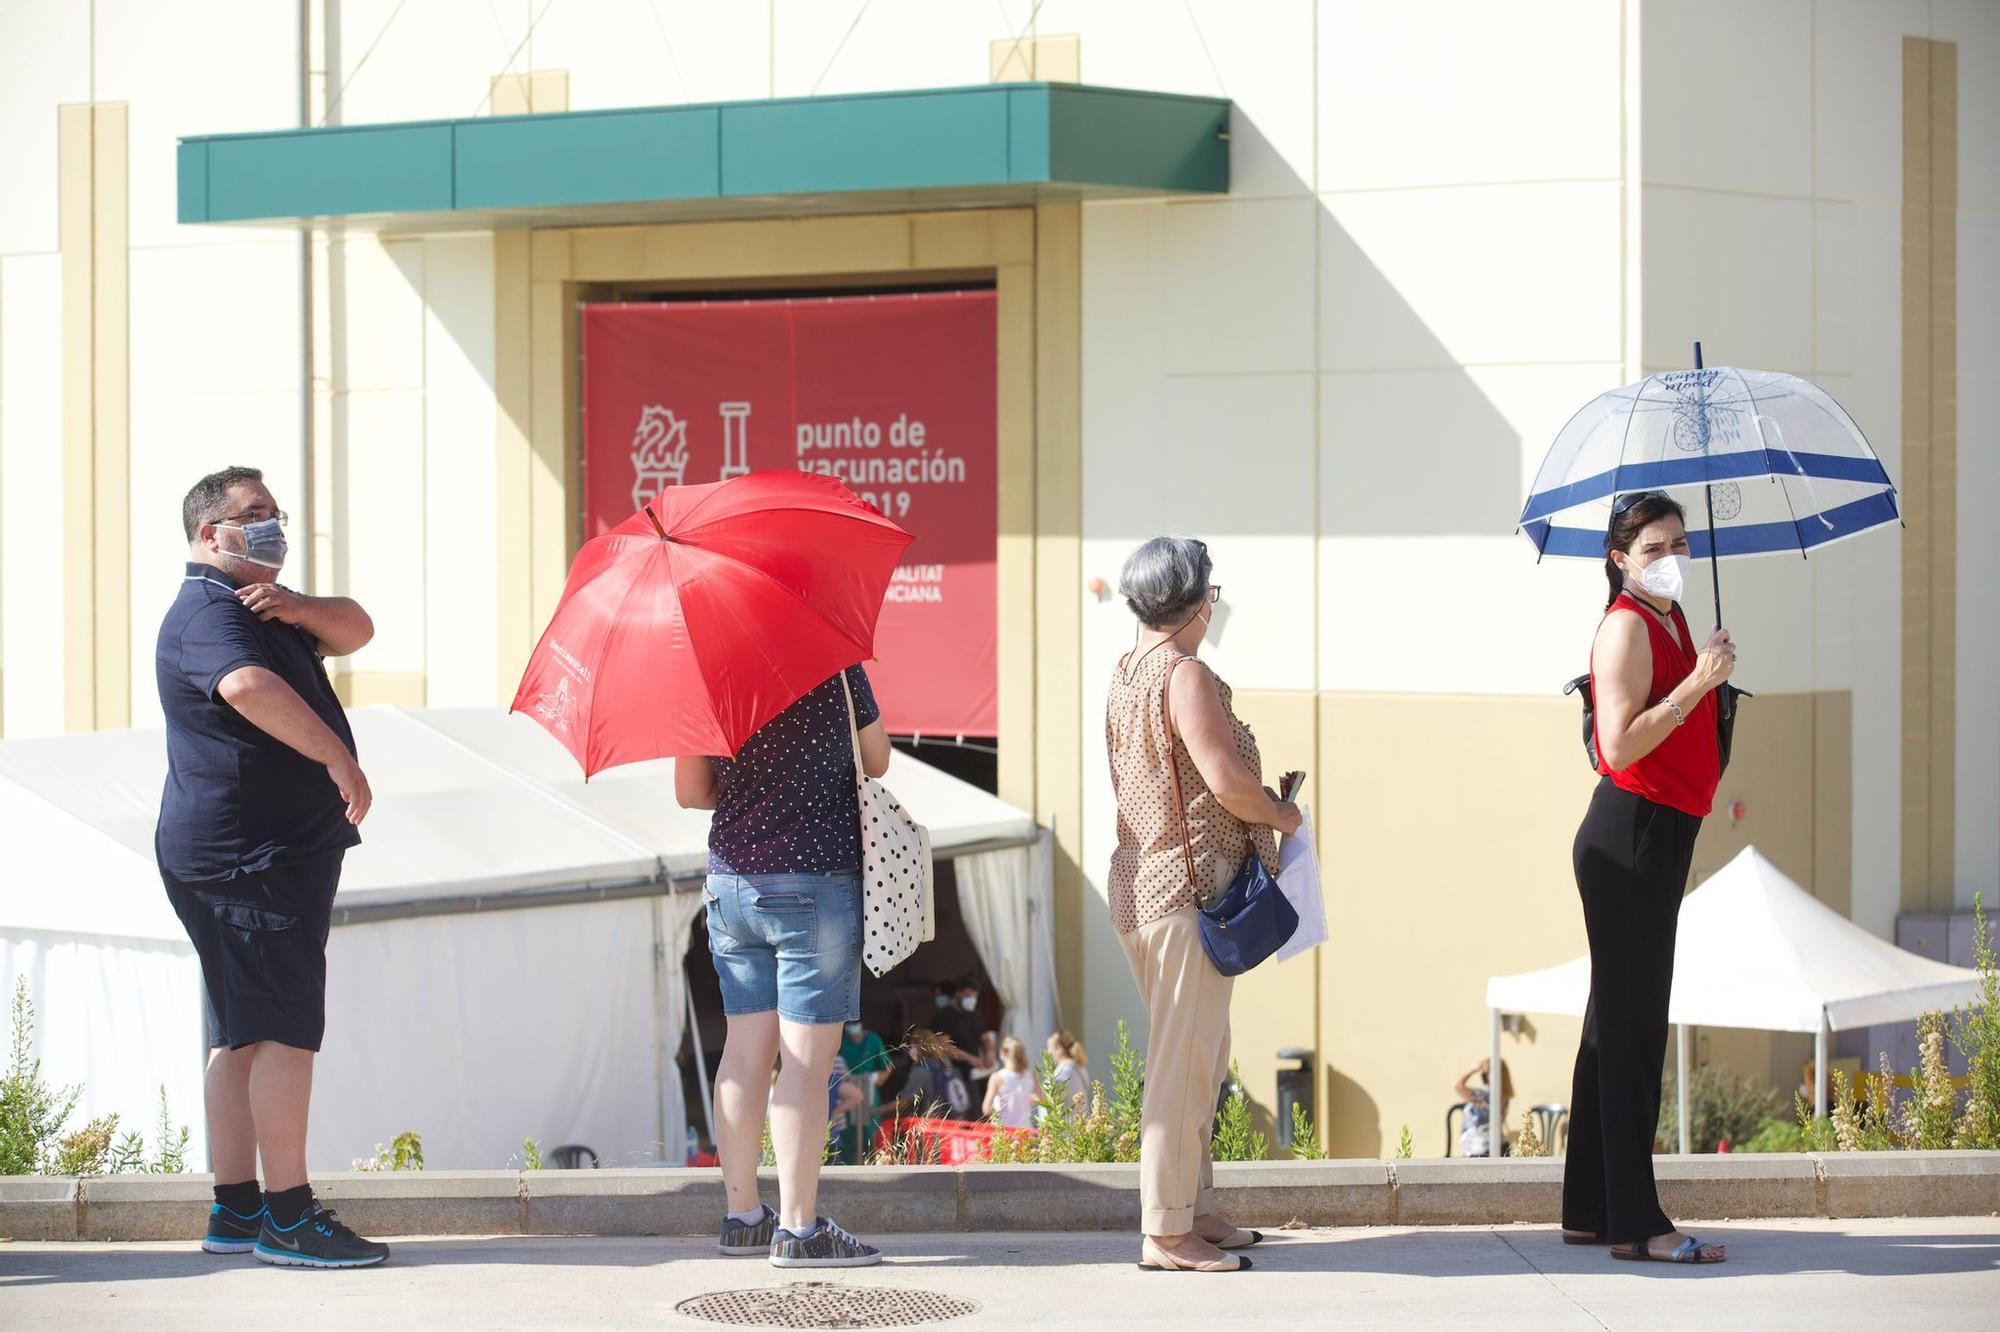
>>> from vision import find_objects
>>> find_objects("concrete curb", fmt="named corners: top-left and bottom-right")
top-left (6, 1152), bottom-right (1998, 1241)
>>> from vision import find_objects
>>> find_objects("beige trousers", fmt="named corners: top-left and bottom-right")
top-left (1119, 906), bottom-right (1233, 1235)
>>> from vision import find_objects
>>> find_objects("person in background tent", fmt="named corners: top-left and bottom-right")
top-left (1453, 1058), bottom-right (1514, 1157)
top-left (983, 1036), bottom-right (1042, 1130)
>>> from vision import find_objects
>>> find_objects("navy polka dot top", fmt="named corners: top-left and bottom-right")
top-left (707, 665), bottom-right (880, 876)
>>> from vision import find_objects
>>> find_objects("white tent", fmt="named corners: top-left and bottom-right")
top-left (0, 763), bottom-right (207, 1168)
top-left (1484, 845), bottom-right (1985, 1152)
top-left (0, 707), bottom-right (1049, 1172)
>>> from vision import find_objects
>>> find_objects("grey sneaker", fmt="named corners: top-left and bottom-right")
top-left (719, 1203), bottom-right (778, 1256)
top-left (769, 1216), bottom-right (882, 1269)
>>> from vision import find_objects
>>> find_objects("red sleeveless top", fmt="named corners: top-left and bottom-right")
top-left (1592, 592), bottom-right (1720, 817)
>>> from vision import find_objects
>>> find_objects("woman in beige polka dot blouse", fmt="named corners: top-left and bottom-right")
top-left (1105, 536), bottom-right (1302, 1273)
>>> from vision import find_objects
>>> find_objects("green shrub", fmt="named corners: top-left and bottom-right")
top-left (1657, 1063), bottom-right (1782, 1153)
top-left (1733, 1115), bottom-right (1808, 1154)
top-left (1395, 1125), bottom-right (1413, 1160)
top-left (1211, 1062), bottom-right (1267, 1163)
top-left (0, 980), bottom-right (81, 1174)
top-left (355, 1131), bottom-right (425, 1172)
top-left (1106, 1020), bottom-right (1144, 1164)
top-left (1792, 1095), bottom-right (1837, 1152)
top-left (1287, 1103), bottom-right (1326, 1160)
top-left (1950, 894), bottom-right (1999, 1149)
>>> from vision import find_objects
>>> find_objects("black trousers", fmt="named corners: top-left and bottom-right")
top-left (1561, 778), bottom-right (1700, 1243)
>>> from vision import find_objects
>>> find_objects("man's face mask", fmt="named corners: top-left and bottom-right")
top-left (215, 517), bottom-right (288, 571)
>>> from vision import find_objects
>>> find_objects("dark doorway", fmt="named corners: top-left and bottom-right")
top-left (678, 857), bottom-right (997, 1156)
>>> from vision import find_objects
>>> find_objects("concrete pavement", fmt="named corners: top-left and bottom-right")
top-left (4, 1218), bottom-right (1997, 1329)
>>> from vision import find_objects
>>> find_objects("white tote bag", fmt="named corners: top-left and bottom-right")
top-left (842, 674), bottom-right (935, 977)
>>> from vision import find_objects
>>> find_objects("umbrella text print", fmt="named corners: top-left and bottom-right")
top-left (531, 675), bottom-right (575, 736)
top-left (1658, 368), bottom-right (1748, 453)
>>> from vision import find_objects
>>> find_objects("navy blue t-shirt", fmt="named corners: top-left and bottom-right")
top-left (708, 666), bottom-right (879, 875)
top-left (154, 564), bottom-right (361, 882)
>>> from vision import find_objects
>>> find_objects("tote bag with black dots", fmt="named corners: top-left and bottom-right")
top-left (842, 675), bottom-right (935, 977)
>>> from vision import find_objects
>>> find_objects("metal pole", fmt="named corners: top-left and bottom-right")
top-left (1676, 1024), bottom-right (1691, 1155)
top-left (1489, 1007), bottom-right (1505, 1161)
top-left (651, 899), bottom-right (668, 1158)
top-left (686, 972), bottom-right (716, 1155)
top-left (1694, 341), bottom-right (1723, 632)
top-left (296, 0), bottom-right (314, 592)
top-left (1814, 1018), bottom-right (1829, 1122)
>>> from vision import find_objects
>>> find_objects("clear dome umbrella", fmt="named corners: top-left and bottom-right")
top-left (1519, 344), bottom-right (1901, 625)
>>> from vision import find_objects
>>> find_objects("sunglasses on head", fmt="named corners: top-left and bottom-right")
top-left (1611, 490), bottom-right (1670, 516)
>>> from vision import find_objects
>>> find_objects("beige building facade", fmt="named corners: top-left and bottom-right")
top-left (2, 1), bottom-right (1996, 1156)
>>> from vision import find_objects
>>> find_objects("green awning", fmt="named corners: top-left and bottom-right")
top-left (177, 83), bottom-right (1228, 230)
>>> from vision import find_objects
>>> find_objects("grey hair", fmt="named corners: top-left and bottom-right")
top-left (181, 466), bottom-right (265, 542)
top-left (1118, 536), bottom-right (1211, 630)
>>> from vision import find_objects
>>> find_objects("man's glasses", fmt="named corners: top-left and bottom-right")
top-left (219, 510), bottom-right (289, 529)
top-left (1204, 585), bottom-right (1221, 604)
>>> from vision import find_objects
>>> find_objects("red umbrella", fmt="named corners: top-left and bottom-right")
top-left (511, 471), bottom-right (913, 776)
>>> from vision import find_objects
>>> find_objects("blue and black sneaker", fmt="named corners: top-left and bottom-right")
top-left (254, 1199), bottom-right (390, 1268)
top-left (202, 1202), bottom-right (266, 1254)
top-left (769, 1215), bottom-right (881, 1269)
top-left (719, 1203), bottom-right (778, 1255)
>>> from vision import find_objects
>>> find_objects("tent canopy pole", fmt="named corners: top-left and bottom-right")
top-left (1814, 1016), bottom-right (1829, 1122)
top-left (1489, 1007), bottom-right (1504, 1161)
top-left (1676, 1024), bottom-right (1692, 1154)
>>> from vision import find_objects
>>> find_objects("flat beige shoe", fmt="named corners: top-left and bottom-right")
top-left (1210, 1226), bottom-right (1264, 1250)
top-left (1137, 1237), bottom-right (1251, 1272)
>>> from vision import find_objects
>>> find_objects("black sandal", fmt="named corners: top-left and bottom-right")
top-left (1610, 1235), bottom-right (1725, 1264)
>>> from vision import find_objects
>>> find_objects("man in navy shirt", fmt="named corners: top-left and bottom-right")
top-left (156, 465), bottom-right (388, 1269)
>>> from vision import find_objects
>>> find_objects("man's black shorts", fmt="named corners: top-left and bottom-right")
top-left (162, 851), bottom-right (344, 1052)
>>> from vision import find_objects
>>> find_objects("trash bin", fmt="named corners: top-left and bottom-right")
top-left (1275, 1047), bottom-right (1315, 1150)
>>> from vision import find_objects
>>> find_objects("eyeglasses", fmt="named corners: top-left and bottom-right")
top-left (1611, 490), bottom-right (1669, 517)
top-left (218, 509), bottom-right (289, 529)
top-left (1206, 585), bottom-right (1221, 603)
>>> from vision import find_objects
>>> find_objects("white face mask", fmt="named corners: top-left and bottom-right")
top-left (1626, 552), bottom-right (1690, 602)
top-left (215, 518), bottom-right (288, 571)
top-left (960, 995), bottom-right (978, 1012)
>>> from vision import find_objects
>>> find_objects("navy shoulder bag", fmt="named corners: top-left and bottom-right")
top-left (1162, 661), bottom-right (1298, 977)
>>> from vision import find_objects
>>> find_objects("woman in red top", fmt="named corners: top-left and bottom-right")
top-left (1562, 491), bottom-right (1737, 1265)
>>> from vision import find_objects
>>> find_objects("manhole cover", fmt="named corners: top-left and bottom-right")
top-left (676, 1281), bottom-right (978, 1329)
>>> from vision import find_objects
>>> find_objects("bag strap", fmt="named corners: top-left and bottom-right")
top-left (1159, 657), bottom-right (1199, 900)
top-left (838, 670), bottom-right (866, 784)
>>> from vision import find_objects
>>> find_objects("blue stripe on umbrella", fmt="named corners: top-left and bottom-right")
top-left (1524, 492), bottom-right (1902, 560)
top-left (1519, 449), bottom-right (1895, 524)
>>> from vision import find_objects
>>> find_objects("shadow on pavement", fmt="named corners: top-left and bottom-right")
top-left (6, 1225), bottom-right (1995, 1287)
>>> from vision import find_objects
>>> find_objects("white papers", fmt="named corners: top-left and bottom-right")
top-left (1275, 806), bottom-right (1327, 963)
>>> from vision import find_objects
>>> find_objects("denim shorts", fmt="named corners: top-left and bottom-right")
top-left (703, 871), bottom-right (862, 1026)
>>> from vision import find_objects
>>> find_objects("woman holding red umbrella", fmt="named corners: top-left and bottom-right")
top-left (677, 667), bottom-right (892, 1269)
top-left (513, 472), bottom-right (914, 1268)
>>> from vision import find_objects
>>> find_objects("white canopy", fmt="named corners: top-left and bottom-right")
top-left (1484, 845), bottom-right (1983, 1143)
top-left (0, 707), bottom-right (1045, 1171)
top-left (1485, 845), bottom-right (1983, 1032)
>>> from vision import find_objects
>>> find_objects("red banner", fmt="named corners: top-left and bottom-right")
top-left (581, 291), bottom-right (997, 737)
